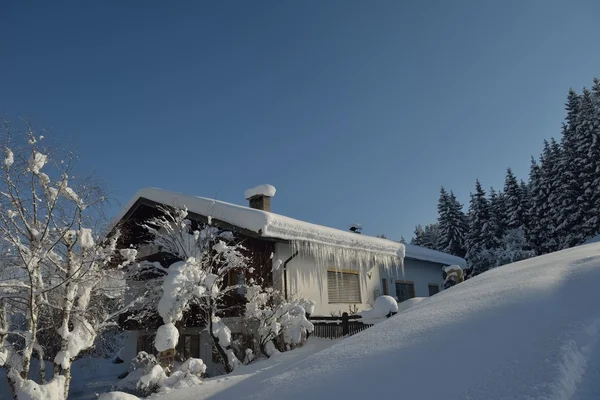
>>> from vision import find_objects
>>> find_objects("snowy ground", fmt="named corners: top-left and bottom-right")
top-left (149, 338), bottom-right (337, 400)
top-left (5, 242), bottom-right (600, 399)
top-left (156, 242), bottom-right (600, 400)
top-left (0, 358), bottom-right (129, 400)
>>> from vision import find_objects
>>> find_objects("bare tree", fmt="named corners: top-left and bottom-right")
top-left (0, 120), bottom-right (136, 399)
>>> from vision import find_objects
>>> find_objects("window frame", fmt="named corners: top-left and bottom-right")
top-left (327, 269), bottom-right (362, 304)
top-left (382, 278), bottom-right (389, 296)
top-left (428, 283), bottom-right (440, 296)
top-left (395, 280), bottom-right (416, 302)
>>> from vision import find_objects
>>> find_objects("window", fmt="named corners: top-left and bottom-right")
top-left (176, 334), bottom-right (200, 361)
top-left (382, 278), bottom-right (389, 295)
top-left (395, 281), bottom-right (415, 302)
top-left (327, 270), bottom-right (361, 303)
top-left (137, 334), bottom-right (156, 355)
top-left (428, 284), bottom-right (440, 296)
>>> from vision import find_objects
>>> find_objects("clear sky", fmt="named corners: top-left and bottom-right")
top-left (1, 1), bottom-right (599, 240)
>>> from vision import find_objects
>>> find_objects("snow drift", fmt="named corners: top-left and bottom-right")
top-left (195, 242), bottom-right (600, 400)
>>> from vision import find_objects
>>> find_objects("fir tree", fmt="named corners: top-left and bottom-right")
top-left (504, 168), bottom-right (524, 230)
top-left (487, 188), bottom-right (507, 251)
top-left (411, 225), bottom-right (426, 246)
top-left (422, 223), bottom-right (442, 250)
top-left (528, 156), bottom-right (545, 255)
top-left (465, 180), bottom-right (491, 275)
top-left (556, 89), bottom-right (586, 248)
top-left (519, 179), bottom-right (532, 243)
top-left (438, 189), bottom-right (467, 258)
top-left (577, 85), bottom-right (600, 240)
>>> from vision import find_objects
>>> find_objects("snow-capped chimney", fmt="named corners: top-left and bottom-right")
top-left (245, 184), bottom-right (276, 212)
top-left (349, 224), bottom-right (362, 234)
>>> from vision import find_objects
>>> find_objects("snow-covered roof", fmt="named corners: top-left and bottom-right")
top-left (244, 184), bottom-right (276, 199)
top-left (117, 188), bottom-right (465, 266)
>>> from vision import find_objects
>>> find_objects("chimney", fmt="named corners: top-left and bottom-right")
top-left (245, 184), bottom-right (276, 212)
top-left (349, 224), bottom-right (362, 234)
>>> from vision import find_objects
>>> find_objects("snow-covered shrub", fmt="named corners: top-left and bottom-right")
top-left (359, 295), bottom-right (398, 321)
top-left (131, 206), bottom-right (250, 374)
top-left (244, 285), bottom-right (314, 357)
top-left (443, 265), bottom-right (464, 289)
top-left (137, 364), bottom-right (167, 396)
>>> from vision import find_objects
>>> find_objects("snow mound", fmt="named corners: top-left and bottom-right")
top-left (245, 184), bottom-right (276, 199)
top-left (359, 296), bottom-right (398, 320)
top-left (194, 243), bottom-right (600, 400)
top-left (396, 297), bottom-right (426, 313)
top-left (179, 358), bottom-right (207, 376)
top-left (98, 392), bottom-right (140, 400)
top-left (155, 323), bottom-right (179, 352)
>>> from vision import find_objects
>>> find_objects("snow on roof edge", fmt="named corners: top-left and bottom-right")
top-left (116, 188), bottom-right (464, 266)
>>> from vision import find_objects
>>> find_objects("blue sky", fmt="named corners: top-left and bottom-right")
top-left (1, 1), bottom-right (599, 240)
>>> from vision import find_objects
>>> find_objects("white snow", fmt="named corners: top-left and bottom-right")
top-left (8, 371), bottom-right (66, 400)
top-left (4, 148), bottom-right (14, 167)
top-left (28, 151), bottom-right (47, 174)
top-left (395, 296), bottom-right (425, 313)
top-left (151, 338), bottom-right (338, 400)
top-left (404, 243), bottom-right (466, 267)
top-left (359, 295), bottom-right (398, 320)
top-left (149, 242), bottom-right (600, 400)
top-left (98, 392), bottom-right (140, 400)
top-left (79, 228), bottom-right (95, 249)
top-left (443, 264), bottom-right (462, 274)
top-left (117, 189), bottom-right (410, 268)
top-left (119, 188), bottom-right (466, 268)
top-left (245, 184), bottom-right (276, 199)
top-left (154, 323), bottom-right (179, 352)
top-left (179, 358), bottom-right (207, 376)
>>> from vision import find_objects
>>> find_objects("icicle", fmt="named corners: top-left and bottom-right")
top-left (290, 240), bottom-right (404, 273)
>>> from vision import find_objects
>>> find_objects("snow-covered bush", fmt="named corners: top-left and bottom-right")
top-left (244, 285), bottom-right (314, 358)
top-left (359, 295), bottom-right (398, 321)
top-left (131, 356), bottom-right (207, 396)
top-left (443, 265), bottom-right (464, 289)
top-left (133, 206), bottom-right (250, 373)
top-left (0, 121), bottom-right (137, 399)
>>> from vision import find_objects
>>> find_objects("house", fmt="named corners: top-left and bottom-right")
top-left (114, 186), bottom-right (465, 375)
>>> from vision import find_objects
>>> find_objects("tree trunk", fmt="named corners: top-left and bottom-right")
top-left (6, 368), bottom-right (19, 400)
top-left (37, 348), bottom-right (46, 384)
top-left (62, 367), bottom-right (71, 399)
top-left (208, 316), bottom-right (233, 374)
top-left (21, 308), bottom-right (37, 379)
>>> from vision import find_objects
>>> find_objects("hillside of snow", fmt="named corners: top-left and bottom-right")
top-left (182, 242), bottom-right (600, 400)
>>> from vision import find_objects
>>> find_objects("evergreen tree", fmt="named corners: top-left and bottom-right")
top-left (465, 180), bottom-right (491, 275)
top-left (438, 189), bottom-right (467, 258)
top-left (411, 225), bottom-right (426, 246)
top-left (583, 78), bottom-right (600, 239)
top-left (437, 187), bottom-right (451, 251)
top-left (577, 85), bottom-right (600, 240)
top-left (528, 156), bottom-right (545, 255)
top-left (422, 223), bottom-right (442, 250)
top-left (519, 179), bottom-right (533, 245)
top-left (544, 138), bottom-right (564, 252)
top-left (556, 89), bottom-right (586, 248)
top-left (487, 188), bottom-right (507, 251)
top-left (504, 168), bottom-right (524, 230)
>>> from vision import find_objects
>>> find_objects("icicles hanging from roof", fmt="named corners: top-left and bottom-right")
top-left (290, 240), bottom-right (404, 273)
